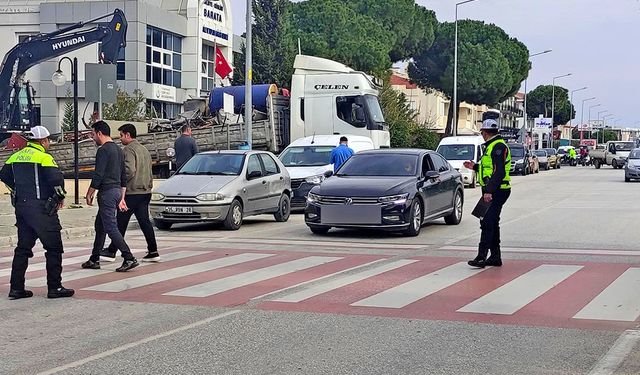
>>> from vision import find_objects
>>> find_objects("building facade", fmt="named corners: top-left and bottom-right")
top-left (0, 0), bottom-right (235, 133)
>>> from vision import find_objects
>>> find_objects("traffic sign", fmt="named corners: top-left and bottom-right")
top-left (534, 117), bottom-right (552, 129)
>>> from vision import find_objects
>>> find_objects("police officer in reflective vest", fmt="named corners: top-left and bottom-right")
top-left (0, 126), bottom-right (74, 299)
top-left (463, 119), bottom-right (511, 268)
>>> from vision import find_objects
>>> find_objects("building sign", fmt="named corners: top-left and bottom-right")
top-left (577, 123), bottom-right (591, 131)
top-left (0, 6), bottom-right (38, 13)
top-left (200, 0), bottom-right (230, 44)
top-left (152, 84), bottom-right (177, 102)
top-left (534, 117), bottom-right (552, 129)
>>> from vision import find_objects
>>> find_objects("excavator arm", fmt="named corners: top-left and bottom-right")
top-left (0, 8), bottom-right (127, 132)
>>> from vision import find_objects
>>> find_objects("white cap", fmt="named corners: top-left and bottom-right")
top-left (480, 119), bottom-right (500, 131)
top-left (28, 126), bottom-right (51, 140)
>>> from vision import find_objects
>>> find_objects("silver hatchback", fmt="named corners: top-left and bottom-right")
top-left (150, 150), bottom-right (291, 230)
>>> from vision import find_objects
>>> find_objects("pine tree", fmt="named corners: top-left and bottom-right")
top-left (61, 89), bottom-right (75, 132)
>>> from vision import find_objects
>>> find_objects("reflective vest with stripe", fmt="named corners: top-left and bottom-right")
top-left (4, 142), bottom-right (64, 200)
top-left (478, 138), bottom-right (511, 190)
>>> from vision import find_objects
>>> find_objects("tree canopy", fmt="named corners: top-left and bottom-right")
top-left (409, 20), bottom-right (530, 135)
top-left (526, 85), bottom-right (575, 126)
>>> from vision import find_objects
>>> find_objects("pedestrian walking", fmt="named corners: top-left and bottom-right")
top-left (463, 119), bottom-right (511, 268)
top-left (174, 124), bottom-right (198, 170)
top-left (100, 123), bottom-right (160, 262)
top-left (0, 126), bottom-right (74, 299)
top-left (330, 136), bottom-right (354, 172)
top-left (82, 121), bottom-right (138, 272)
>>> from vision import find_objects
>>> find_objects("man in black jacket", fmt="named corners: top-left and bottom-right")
top-left (82, 121), bottom-right (138, 272)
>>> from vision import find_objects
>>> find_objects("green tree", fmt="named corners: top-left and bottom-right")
top-left (103, 88), bottom-right (147, 122)
top-left (61, 88), bottom-right (74, 132)
top-left (409, 20), bottom-right (530, 135)
top-left (526, 85), bottom-right (575, 126)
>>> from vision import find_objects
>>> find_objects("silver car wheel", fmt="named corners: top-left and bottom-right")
top-left (413, 202), bottom-right (421, 230)
top-left (232, 205), bottom-right (242, 225)
top-left (455, 193), bottom-right (462, 220)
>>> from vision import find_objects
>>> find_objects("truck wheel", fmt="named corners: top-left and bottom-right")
top-left (594, 160), bottom-right (601, 169)
top-left (612, 159), bottom-right (618, 169)
top-left (153, 219), bottom-right (172, 230)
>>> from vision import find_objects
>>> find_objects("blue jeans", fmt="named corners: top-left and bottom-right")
top-left (90, 188), bottom-right (134, 262)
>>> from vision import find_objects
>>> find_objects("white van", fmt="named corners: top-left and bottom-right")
top-left (436, 136), bottom-right (485, 188)
top-left (279, 134), bottom-right (375, 209)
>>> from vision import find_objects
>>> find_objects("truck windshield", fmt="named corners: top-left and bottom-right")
top-left (177, 154), bottom-right (245, 175)
top-left (279, 146), bottom-right (335, 167)
top-left (614, 142), bottom-right (634, 151)
top-left (437, 145), bottom-right (474, 160)
top-left (364, 95), bottom-right (386, 128)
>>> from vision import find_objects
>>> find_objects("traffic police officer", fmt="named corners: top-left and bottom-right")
top-left (0, 126), bottom-right (74, 299)
top-left (463, 119), bottom-right (512, 268)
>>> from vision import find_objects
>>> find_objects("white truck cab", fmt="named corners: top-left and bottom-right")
top-left (279, 134), bottom-right (375, 209)
top-left (436, 136), bottom-right (485, 188)
top-left (289, 55), bottom-right (390, 149)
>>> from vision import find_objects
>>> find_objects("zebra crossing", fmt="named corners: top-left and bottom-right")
top-left (1, 246), bottom-right (639, 330)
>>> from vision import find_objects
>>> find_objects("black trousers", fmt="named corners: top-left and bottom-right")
top-left (107, 193), bottom-right (157, 253)
top-left (478, 189), bottom-right (511, 260)
top-left (90, 188), bottom-right (134, 262)
top-left (10, 199), bottom-right (64, 290)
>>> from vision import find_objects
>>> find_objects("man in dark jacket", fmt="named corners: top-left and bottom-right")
top-left (463, 119), bottom-right (512, 268)
top-left (174, 125), bottom-right (198, 169)
top-left (82, 121), bottom-right (138, 272)
top-left (0, 126), bottom-right (74, 299)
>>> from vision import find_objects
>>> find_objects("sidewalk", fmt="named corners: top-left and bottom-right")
top-left (0, 194), bottom-right (98, 251)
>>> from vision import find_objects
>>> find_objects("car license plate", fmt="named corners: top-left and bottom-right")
top-left (165, 206), bottom-right (193, 214)
top-left (321, 205), bottom-right (381, 225)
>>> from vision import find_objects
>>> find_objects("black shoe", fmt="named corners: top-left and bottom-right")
top-left (142, 252), bottom-right (161, 262)
top-left (81, 260), bottom-right (100, 269)
top-left (116, 259), bottom-right (139, 272)
top-left (485, 258), bottom-right (503, 267)
top-left (99, 249), bottom-right (117, 262)
top-left (8, 289), bottom-right (33, 300)
top-left (48, 287), bottom-right (75, 299)
top-left (468, 258), bottom-right (486, 268)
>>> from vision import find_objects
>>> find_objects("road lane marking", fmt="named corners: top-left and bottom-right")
top-left (211, 238), bottom-right (426, 250)
top-left (83, 253), bottom-right (275, 292)
top-left (351, 262), bottom-right (486, 309)
top-left (271, 259), bottom-right (418, 303)
top-left (0, 255), bottom-right (90, 277)
top-left (26, 251), bottom-right (204, 287)
top-left (457, 265), bottom-right (583, 315)
top-left (165, 256), bottom-right (342, 298)
top-left (588, 329), bottom-right (640, 375)
top-left (35, 310), bottom-right (242, 375)
top-left (574, 268), bottom-right (640, 321)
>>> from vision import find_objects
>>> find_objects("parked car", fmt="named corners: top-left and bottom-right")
top-left (543, 148), bottom-right (560, 169)
top-left (436, 136), bottom-right (484, 188)
top-left (150, 150), bottom-right (291, 230)
top-left (509, 143), bottom-right (530, 175)
top-left (279, 134), bottom-right (375, 210)
top-left (534, 149), bottom-right (550, 170)
top-left (624, 148), bottom-right (640, 182)
top-left (305, 149), bottom-right (464, 237)
top-left (590, 141), bottom-right (634, 169)
top-left (528, 151), bottom-right (540, 173)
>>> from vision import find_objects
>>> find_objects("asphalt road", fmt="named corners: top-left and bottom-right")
top-left (1, 165), bottom-right (639, 375)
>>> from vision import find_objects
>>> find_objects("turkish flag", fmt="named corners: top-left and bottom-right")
top-left (215, 47), bottom-right (233, 79)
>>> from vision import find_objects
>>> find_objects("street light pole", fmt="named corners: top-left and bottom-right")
top-left (596, 110), bottom-right (608, 140)
top-left (522, 50), bottom-right (552, 147)
top-left (453, 0), bottom-right (480, 137)
top-left (551, 73), bottom-right (571, 148)
top-left (52, 57), bottom-right (79, 205)
top-left (245, 0), bottom-right (253, 149)
top-left (587, 104), bottom-right (601, 140)
top-left (580, 97), bottom-right (596, 142)
top-left (569, 86), bottom-right (587, 128)
top-left (602, 114), bottom-right (614, 144)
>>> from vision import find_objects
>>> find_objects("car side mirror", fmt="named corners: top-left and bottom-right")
top-left (424, 171), bottom-right (440, 180)
top-left (248, 170), bottom-right (262, 179)
top-left (323, 170), bottom-right (333, 178)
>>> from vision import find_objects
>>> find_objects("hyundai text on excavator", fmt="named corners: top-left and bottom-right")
top-left (0, 8), bottom-right (127, 140)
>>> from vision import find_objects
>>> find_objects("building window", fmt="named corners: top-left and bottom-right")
top-left (146, 26), bottom-right (182, 88)
top-left (201, 43), bottom-right (227, 92)
top-left (148, 100), bottom-right (182, 119)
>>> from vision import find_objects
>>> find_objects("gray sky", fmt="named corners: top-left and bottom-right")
top-left (232, 0), bottom-right (640, 127)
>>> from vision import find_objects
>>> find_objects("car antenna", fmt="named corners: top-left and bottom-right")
top-left (311, 132), bottom-right (316, 145)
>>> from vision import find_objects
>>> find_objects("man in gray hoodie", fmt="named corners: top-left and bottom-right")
top-left (100, 123), bottom-right (160, 262)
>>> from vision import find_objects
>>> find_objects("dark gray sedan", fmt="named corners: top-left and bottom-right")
top-left (625, 148), bottom-right (640, 182)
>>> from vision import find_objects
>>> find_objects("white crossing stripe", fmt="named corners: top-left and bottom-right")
top-left (26, 251), bottom-right (204, 287)
top-left (0, 255), bottom-right (13, 263)
top-left (271, 259), bottom-right (418, 303)
top-left (165, 256), bottom-right (342, 298)
top-left (0, 255), bottom-right (90, 278)
top-left (83, 253), bottom-right (275, 292)
top-left (574, 268), bottom-right (640, 322)
top-left (457, 265), bottom-right (583, 315)
top-left (351, 262), bottom-right (488, 309)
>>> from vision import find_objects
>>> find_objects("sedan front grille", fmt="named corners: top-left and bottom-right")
top-left (316, 196), bottom-right (381, 205)
top-left (291, 179), bottom-right (304, 189)
top-left (163, 197), bottom-right (199, 204)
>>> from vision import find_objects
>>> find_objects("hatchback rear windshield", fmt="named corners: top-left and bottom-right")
top-left (178, 154), bottom-right (245, 175)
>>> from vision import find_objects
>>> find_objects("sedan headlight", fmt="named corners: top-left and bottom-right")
top-left (307, 192), bottom-right (321, 203)
top-left (516, 159), bottom-right (524, 164)
top-left (378, 193), bottom-right (409, 205)
top-left (627, 163), bottom-right (637, 170)
top-left (196, 193), bottom-right (225, 201)
top-left (151, 193), bottom-right (165, 201)
top-left (305, 174), bottom-right (325, 184)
